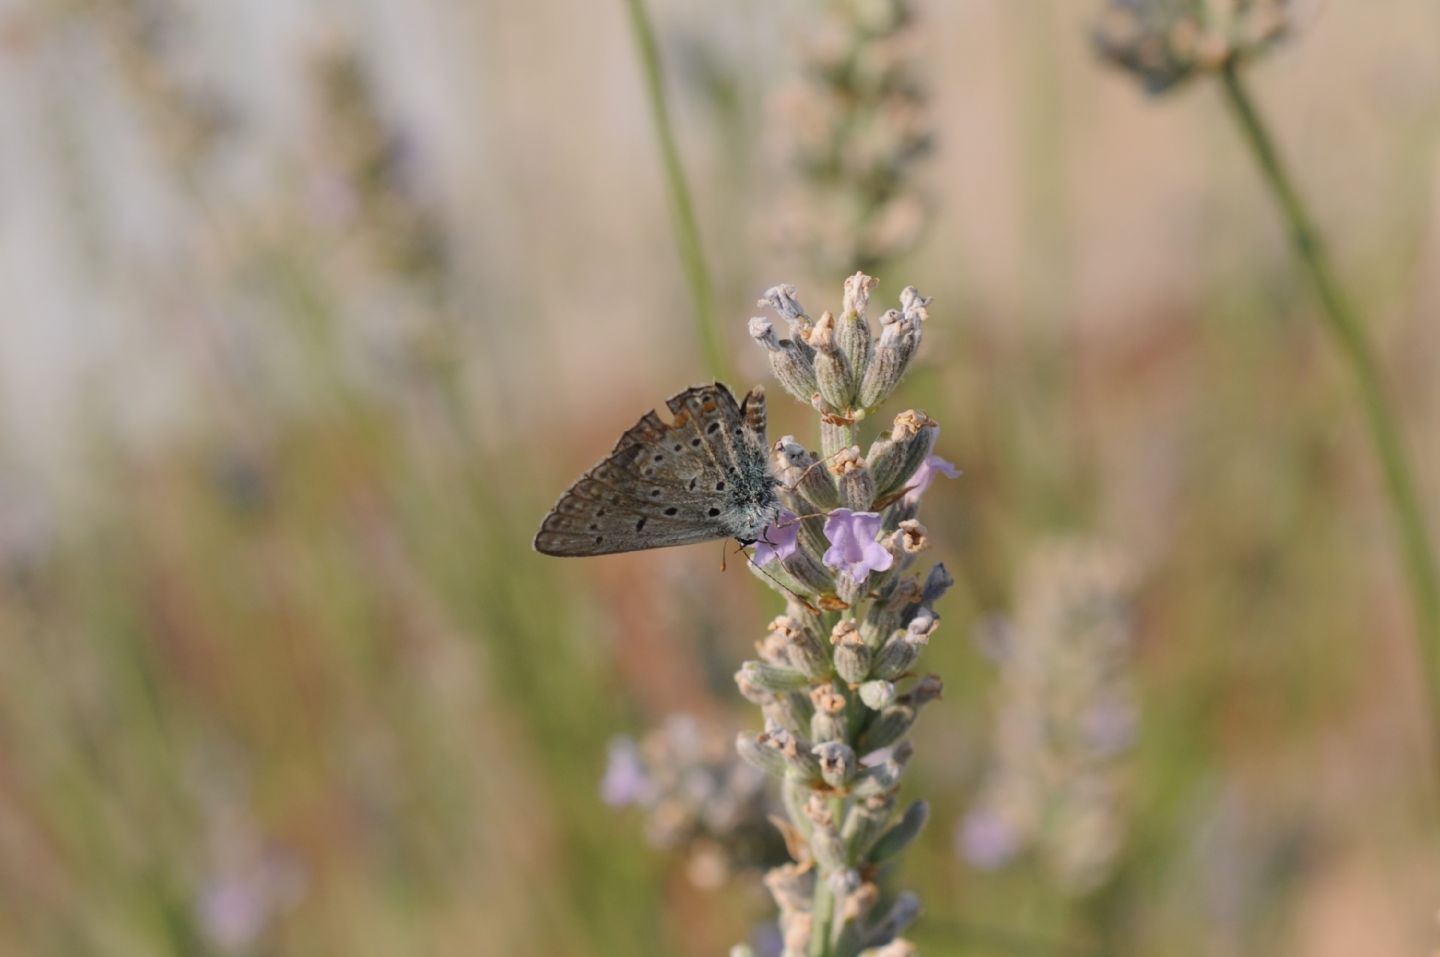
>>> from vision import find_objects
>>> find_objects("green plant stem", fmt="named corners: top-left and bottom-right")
top-left (1220, 65), bottom-right (1440, 738)
top-left (809, 862), bottom-right (835, 957)
top-left (622, 0), bottom-right (731, 381)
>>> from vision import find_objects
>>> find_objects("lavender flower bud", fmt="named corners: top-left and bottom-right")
top-left (904, 674), bottom-right (943, 708)
top-left (921, 562), bottom-right (954, 604)
top-left (831, 446), bottom-right (877, 512)
top-left (774, 437), bottom-right (840, 511)
top-left (736, 731), bottom-right (789, 779)
top-left (871, 627), bottom-right (926, 681)
top-left (866, 410), bottom-right (938, 498)
top-left (807, 312), bottom-right (854, 411)
top-left (858, 307), bottom-right (922, 410)
top-left (831, 622), bottom-right (873, 686)
top-left (764, 726), bottom-right (823, 783)
top-left (735, 671), bottom-right (774, 706)
top-left (779, 547), bottom-right (837, 596)
top-left (841, 793), bottom-right (894, 862)
top-left (762, 693), bottom-right (812, 738)
top-left (848, 758), bottom-right (901, 799)
top-left (750, 317), bottom-right (821, 406)
top-left (771, 615), bottom-right (832, 680)
top-left (869, 800), bottom-right (929, 863)
top-left (862, 892), bottom-right (921, 950)
top-left (857, 701), bottom-right (915, 754)
top-left (738, 660), bottom-right (813, 694)
top-left (861, 577), bottom-right (921, 649)
top-left (810, 685), bottom-right (848, 743)
top-left (812, 741), bottom-right (858, 789)
top-left (759, 283), bottom-right (812, 335)
top-left (804, 798), bottom-right (849, 872)
top-left (836, 272), bottom-right (877, 391)
top-left (885, 521), bottom-right (929, 565)
top-left (858, 679), bottom-right (896, 710)
top-left (835, 570), bottom-right (865, 608)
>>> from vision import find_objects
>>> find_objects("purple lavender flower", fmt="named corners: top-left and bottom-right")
top-left (753, 511), bottom-right (800, 566)
top-left (822, 509), bottom-right (893, 583)
top-left (902, 454), bottom-right (960, 506)
top-left (600, 736), bottom-right (652, 807)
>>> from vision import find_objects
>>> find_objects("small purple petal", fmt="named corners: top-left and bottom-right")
top-left (753, 510), bottom-right (800, 566)
top-left (821, 509), bottom-right (893, 584)
top-left (902, 454), bottom-right (961, 505)
top-left (600, 737), bottom-right (651, 807)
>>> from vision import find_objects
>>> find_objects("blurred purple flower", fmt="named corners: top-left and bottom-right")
top-left (1082, 695), bottom-right (1138, 756)
top-left (600, 736), bottom-right (651, 807)
top-left (750, 921), bottom-right (785, 957)
top-left (753, 510), bottom-right (800, 566)
top-left (197, 853), bottom-right (305, 953)
top-left (956, 810), bottom-right (1020, 870)
top-left (822, 509), bottom-right (893, 583)
top-left (902, 454), bottom-right (961, 506)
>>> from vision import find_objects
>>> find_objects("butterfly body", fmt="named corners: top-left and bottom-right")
top-left (534, 383), bottom-right (781, 557)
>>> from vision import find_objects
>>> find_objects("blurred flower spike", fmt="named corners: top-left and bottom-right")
top-left (1094, 0), bottom-right (1300, 93)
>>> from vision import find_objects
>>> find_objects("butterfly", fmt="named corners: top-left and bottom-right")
top-left (533, 383), bottom-right (782, 557)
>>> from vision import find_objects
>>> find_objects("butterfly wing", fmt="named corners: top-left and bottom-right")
top-left (534, 383), bottom-right (771, 557)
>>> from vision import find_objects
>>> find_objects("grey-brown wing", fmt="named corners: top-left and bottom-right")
top-left (533, 383), bottom-right (762, 557)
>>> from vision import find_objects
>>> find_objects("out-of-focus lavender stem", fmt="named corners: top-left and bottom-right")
top-left (1220, 63), bottom-right (1440, 752)
top-left (622, 0), bottom-right (731, 381)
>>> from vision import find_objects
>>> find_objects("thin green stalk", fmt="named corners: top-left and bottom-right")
top-left (622, 0), bottom-right (731, 381)
top-left (809, 855), bottom-right (836, 957)
top-left (1219, 64), bottom-right (1440, 738)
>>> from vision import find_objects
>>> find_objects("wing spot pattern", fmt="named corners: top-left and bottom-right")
top-left (707, 507), bottom-right (720, 517)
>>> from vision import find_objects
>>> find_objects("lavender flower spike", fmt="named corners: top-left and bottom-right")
top-left (822, 509), bottom-right (893, 584)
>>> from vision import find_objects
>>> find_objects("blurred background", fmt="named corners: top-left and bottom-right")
top-left (1, 0), bottom-right (1438, 954)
